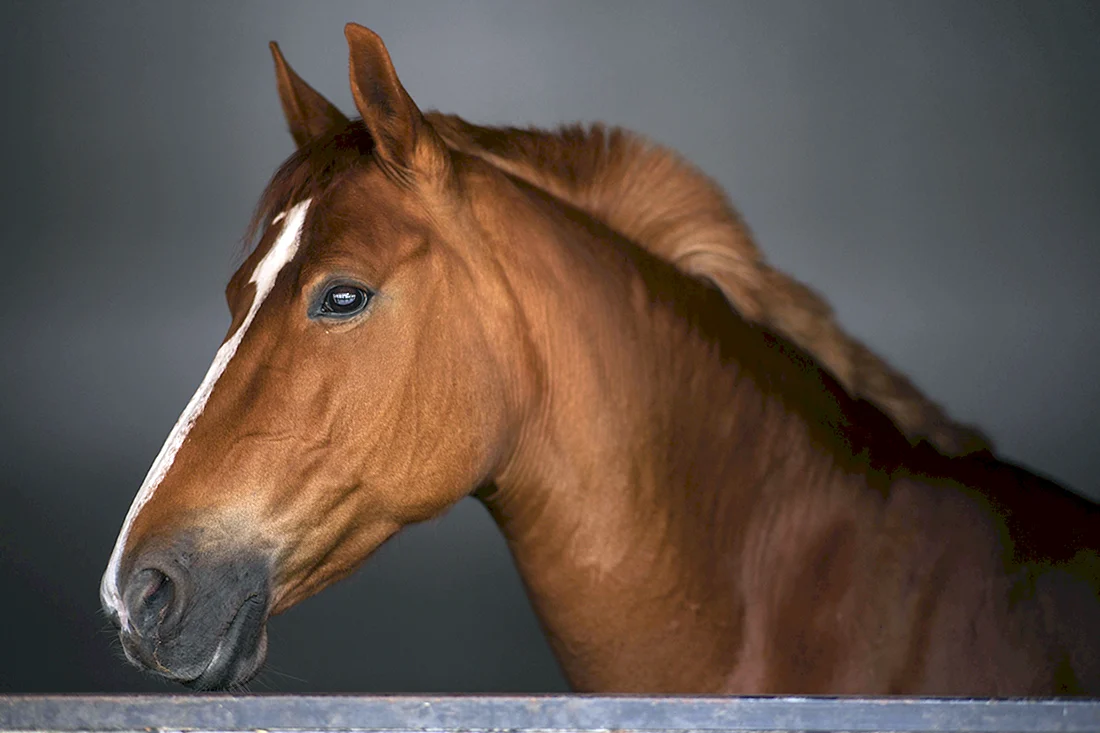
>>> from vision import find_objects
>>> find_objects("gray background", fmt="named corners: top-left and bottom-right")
top-left (1, 1), bottom-right (1097, 692)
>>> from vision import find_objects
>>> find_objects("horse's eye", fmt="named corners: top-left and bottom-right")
top-left (319, 284), bottom-right (371, 317)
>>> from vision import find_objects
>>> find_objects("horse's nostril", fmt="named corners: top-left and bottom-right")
top-left (129, 567), bottom-right (178, 634)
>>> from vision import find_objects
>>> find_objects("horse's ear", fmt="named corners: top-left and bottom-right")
top-left (345, 23), bottom-right (438, 175)
top-left (270, 41), bottom-right (349, 148)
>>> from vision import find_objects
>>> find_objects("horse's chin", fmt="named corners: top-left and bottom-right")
top-left (183, 597), bottom-right (269, 691)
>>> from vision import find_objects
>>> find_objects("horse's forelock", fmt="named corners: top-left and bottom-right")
top-left (244, 119), bottom-right (376, 255)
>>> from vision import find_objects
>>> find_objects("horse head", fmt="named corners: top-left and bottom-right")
top-left (101, 25), bottom-right (528, 689)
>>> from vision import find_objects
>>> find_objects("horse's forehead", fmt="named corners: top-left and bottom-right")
top-left (241, 208), bottom-right (304, 275)
top-left (324, 172), bottom-right (420, 224)
top-left (245, 167), bottom-right (443, 286)
top-left (309, 178), bottom-right (439, 255)
top-left (226, 200), bottom-right (312, 315)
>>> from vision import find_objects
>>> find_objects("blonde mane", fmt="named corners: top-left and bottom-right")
top-left (428, 113), bottom-right (988, 456)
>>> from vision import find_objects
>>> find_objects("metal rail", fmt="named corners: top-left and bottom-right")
top-left (2, 695), bottom-right (1098, 733)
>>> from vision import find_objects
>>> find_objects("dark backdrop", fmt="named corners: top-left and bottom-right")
top-left (1, 1), bottom-right (1097, 692)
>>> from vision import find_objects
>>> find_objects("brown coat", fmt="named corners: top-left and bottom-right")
top-left (101, 24), bottom-right (1099, 694)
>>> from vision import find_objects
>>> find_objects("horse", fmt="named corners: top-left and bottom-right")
top-left (100, 24), bottom-right (1100, 694)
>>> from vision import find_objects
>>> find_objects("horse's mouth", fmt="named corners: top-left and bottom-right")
top-left (184, 595), bottom-right (268, 691)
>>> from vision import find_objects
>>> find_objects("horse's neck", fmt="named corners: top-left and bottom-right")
top-left (478, 177), bottom-right (867, 691)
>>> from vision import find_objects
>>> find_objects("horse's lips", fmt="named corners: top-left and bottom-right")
top-left (185, 596), bottom-right (267, 690)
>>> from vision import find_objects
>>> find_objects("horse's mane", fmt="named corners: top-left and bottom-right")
top-left (427, 114), bottom-right (988, 457)
top-left (249, 113), bottom-right (987, 456)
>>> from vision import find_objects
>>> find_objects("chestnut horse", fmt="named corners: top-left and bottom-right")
top-left (101, 24), bottom-right (1100, 694)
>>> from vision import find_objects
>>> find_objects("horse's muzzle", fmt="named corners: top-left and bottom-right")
top-left (108, 538), bottom-right (271, 690)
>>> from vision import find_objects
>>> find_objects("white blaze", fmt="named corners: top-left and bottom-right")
top-left (100, 199), bottom-right (311, 629)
